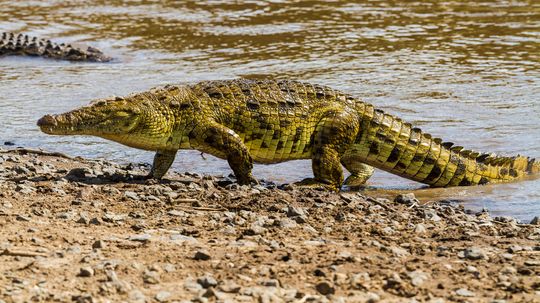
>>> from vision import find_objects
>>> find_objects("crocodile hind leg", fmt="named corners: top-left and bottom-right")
top-left (189, 120), bottom-right (256, 185)
top-left (341, 155), bottom-right (375, 187)
top-left (299, 109), bottom-right (360, 191)
top-left (148, 150), bottom-right (177, 179)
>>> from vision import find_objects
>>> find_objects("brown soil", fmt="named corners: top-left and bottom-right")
top-left (0, 148), bottom-right (539, 303)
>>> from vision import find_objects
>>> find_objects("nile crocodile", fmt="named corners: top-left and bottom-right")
top-left (37, 79), bottom-right (540, 190)
top-left (0, 32), bottom-right (111, 62)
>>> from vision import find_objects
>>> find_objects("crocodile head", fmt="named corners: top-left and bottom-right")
top-left (37, 94), bottom-right (173, 150)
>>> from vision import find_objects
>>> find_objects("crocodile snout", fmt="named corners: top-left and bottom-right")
top-left (37, 115), bottom-right (58, 128)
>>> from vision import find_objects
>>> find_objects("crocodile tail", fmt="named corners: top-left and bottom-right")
top-left (353, 103), bottom-right (538, 187)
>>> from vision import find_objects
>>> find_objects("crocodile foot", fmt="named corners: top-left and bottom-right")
top-left (294, 178), bottom-right (340, 192)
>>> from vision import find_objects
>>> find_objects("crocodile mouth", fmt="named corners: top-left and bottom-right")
top-left (37, 113), bottom-right (99, 135)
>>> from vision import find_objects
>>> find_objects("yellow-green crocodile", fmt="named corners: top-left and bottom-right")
top-left (37, 79), bottom-right (539, 190)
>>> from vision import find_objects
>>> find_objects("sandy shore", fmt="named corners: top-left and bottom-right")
top-left (0, 147), bottom-right (539, 303)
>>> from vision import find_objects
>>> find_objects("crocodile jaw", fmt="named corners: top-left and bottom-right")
top-left (37, 114), bottom-right (83, 135)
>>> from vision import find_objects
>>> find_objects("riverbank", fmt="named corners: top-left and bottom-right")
top-left (0, 147), bottom-right (539, 303)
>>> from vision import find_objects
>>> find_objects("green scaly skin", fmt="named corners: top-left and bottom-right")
top-left (37, 79), bottom-right (540, 190)
top-left (1, 32), bottom-right (111, 62)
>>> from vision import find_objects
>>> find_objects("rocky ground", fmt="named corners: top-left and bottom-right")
top-left (0, 147), bottom-right (539, 303)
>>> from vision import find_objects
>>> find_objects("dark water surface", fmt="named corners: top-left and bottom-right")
top-left (1, 1), bottom-right (539, 220)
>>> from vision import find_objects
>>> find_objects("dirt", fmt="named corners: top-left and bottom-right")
top-left (0, 147), bottom-right (539, 303)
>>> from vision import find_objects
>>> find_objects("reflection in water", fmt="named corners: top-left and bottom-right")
top-left (0, 0), bottom-right (539, 220)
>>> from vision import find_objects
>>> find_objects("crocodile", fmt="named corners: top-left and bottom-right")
top-left (0, 32), bottom-right (111, 62)
top-left (37, 79), bottom-right (540, 190)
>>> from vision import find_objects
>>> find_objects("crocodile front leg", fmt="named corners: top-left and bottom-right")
top-left (189, 121), bottom-right (256, 185)
top-left (148, 150), bottom-right (177, 179)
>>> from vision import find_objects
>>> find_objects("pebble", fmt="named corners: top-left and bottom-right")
top-left (78, 267), bottom-right (94, 277)
top-left (92, 240), bottom-right (106, 249)
top-left (507, 245), bottom-right (522, 253)
top-left (279, 218), bottom-right (298, 229)
top-left (124, 191), bottom-right (139, 200)
top-left (66, 168), bottom-right (90, 179)
top-left (394, 193), bottom-right (418, 205)
top-left (287, 205), bottom-right (306, 217)
top-left (524, 260), bottom-right (540, 266)
top-left (350, 272), bottom-right (371, 290)
top-left (197, 275), bottom-right (218, 288)
top-left (389, 246), bottom-right (410, 258)
top-left (219, 280), bottom-right (241, 293)
top-left (423, 209), bottom-right (442, 222)
top-left (194, 250), bottom-right (211, 261)
top-left (413, 223), bottom-right (427, 234)
top-left (407, 270), bottom-right (428, 287)
top-left (129, 234), bottom-right (151, 243)
top-left (455, 288), bottom-right (475, 297)
top-left (142, 270), bottom-right (160, 284)
top-left (315, 281), bottom-right (335, 295)
top-left (155, 291), bottom-right (171, 302)
top-left (462, 247), bottom-right (487, 260)
top-left (262, 279), bottom-right (280, 287)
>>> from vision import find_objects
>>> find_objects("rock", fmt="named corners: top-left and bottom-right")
top-left (351, 272), bottom-right (371, 290)
top-left (530, 216), bottom-right (540, 225)
top-left (262, 279), bottom-right (280, 287)
top-left (163, 263), bottom-right (176, 273)
top-left (218, 280), bottom-right (241, 293)
top-left (56, 211), bottom-right (74, 220)
top-left (66, 168), bottom-right (90, 179)
top-left (315, 281), bottom-right (335, 295)
top-left (501, 266), bottom-right (517, 275)
top-left (71, 294), bottom-right (94, 303)
top-left (197, 275), bottom-right (218, 288)
top-left (462, 247), bottom-right (487, 260)
top-left (78, 267), bottom-right (94, 277)
top-left (394, 193), bottom-right (418, 205)
top-left (194, 250), bottom-right (211, 261)
top-left (13, 165), bottom-right (31, 175)
top-left (16, 214), bottom-right (31, 222)
top-left (155, 291), bottom-right (171, 302)
top-left (129, 234), bottom-right (151, 243)
top-left (423, 209), bottom-right (441, 222)
top-left (184, 277), bottom-right (203, 292)
top-left (92, 240), bottom-right (106, 249)
top-left (279, 218), bottom-right (298, 229)
top-left (455, 288), bottom-right (475, 297)
top-left (390, 246), bottom-right (410, 258)
top-left (103, 212), bottom-right (127, 222)
top-left (287, 205), bottom-right (306, 217)
top-left (414, 223), bottom-right (427, 234)
top-left (494, 216), bottom-right (518, 224)
top-left (407, 270), bottom-right (428, 287)
top-left (246, 223), bottom-right (266, 235)
top-left (124, 191), bottom-right (140, 200)
top-left (507, 245), bottom-right (523, 253)
top-left (128, 290), bottom-right (146, 303)
top-left (142, 270), bottom-right (160, 284)
top-left (76, 213), bottom-right (90, 225)
top-left (89, 217), bottom-right (102, 225)
top-left (524, 260), bottom-right (540, 266)
top-left (500, 253), bottom-right (513, 260)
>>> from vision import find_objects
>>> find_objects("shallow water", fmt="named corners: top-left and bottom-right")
top-left (1, 0), bottom-right (539, 220)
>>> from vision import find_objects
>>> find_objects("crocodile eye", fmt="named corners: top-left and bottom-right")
top-left (114, 111), bottom-right (130, 118)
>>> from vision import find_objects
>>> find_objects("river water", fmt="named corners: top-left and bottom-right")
top-left (1, 0), bottom-right (539, 220)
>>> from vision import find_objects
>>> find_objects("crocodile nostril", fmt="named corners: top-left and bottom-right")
top-left (37, 115), bottom-right (57, 127)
